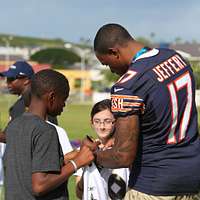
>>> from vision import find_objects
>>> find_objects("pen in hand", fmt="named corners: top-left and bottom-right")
top-left (86, 135), bottom-right (94, 142)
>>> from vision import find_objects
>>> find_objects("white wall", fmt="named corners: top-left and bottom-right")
top-left (92, 92), bottom-right (110, 103)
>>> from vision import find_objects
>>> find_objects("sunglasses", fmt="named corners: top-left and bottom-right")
top-left (7, 75), bottom-right (27, 83)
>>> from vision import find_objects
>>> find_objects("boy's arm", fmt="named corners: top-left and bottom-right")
top-left (64, 149), bottom-right (79, 165)
top-left (32, 145), bottom-right (93, 196)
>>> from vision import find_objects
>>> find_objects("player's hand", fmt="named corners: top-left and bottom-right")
top-left (102, 138), bottom-right (115, 150)
top-left (81, 136), bottom-right (100, 152)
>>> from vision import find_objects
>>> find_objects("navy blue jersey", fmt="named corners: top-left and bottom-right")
top-left (111, 48), bottom-right (200, 195)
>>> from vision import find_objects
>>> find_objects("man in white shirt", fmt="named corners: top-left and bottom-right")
top-left (47, 121), bottom-right (73, 155)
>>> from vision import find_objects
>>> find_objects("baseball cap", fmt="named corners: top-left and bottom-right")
top-left (0, 61), bottom-right (34, 79)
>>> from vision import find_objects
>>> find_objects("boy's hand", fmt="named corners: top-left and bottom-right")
top-left (64, 150), bottom-right (79, 164)
top-left (74, 145), bottom-right (94, 168)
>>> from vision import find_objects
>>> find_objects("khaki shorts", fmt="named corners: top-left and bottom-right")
top-left (124, 189), bottom-right (200, 200)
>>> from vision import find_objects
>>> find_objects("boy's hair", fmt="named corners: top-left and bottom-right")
top-left (94, 23), bottom-right (133, 54)
top-left (91, 99), bottom-right (111, 119)
top-left (31, 69), bottom-right (70, 98)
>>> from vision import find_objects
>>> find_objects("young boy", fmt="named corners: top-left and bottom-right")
top-left (3, 69), bottom-right (95, 200)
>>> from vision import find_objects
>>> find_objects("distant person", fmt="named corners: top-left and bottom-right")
top-left (83, 23), bottom-right (200, 200)
top-left (0, 61), bottom-right (57, 142)
top-left (3, 69), bottom-right (95, 200)
top-left (0, 61), bottom-right (34, 121)
top-left (76, 99), bottom-right (129, 200)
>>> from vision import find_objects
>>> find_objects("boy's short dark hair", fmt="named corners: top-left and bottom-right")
top-left (31, 69), bottom-right (70, 98)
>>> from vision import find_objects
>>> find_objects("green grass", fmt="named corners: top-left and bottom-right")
top-left (58, 104), bottom-right (96, 140)
top-left (1, 94), bottom-right (200, 200)
top-left (0, 94), bottom-right (17, 130)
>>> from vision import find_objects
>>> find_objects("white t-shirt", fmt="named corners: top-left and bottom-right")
top-left (79, 163), bottom-right (130, 200)
top-left (0, 143), bottom-right (6, 185)
top-left (47, 121), bottom-right (73, 155)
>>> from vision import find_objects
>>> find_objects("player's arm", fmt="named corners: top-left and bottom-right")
top-left (0, 131), bottom-right (6, 143)
top-left (32, 145), bottom-right (94, 196)
top-left (95, 114), bottom-right (139, 168)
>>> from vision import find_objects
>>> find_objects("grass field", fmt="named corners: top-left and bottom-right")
top-left (0, 94), bottom-right (200, 199)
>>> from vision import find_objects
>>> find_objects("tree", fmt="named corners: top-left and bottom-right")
top-left (136, 37), bottom-right (151, 46)
top-left (191, 61), bottom-right (200, 89)
top-left (150, 32), bottom-right (156, 43)
top-left (174, 37), bottom-right (182, 44)
top-left (30, 48), bottom-right (81, 68)
top-left (101, 69), bottom-right (119, 84)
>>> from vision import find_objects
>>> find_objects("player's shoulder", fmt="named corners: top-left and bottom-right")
top-left (112, 67), bottom-right (145, 93)
top-left (115, 69), bottom-right (138, 86)
top-left (10, 96), bottom-right (25, 111)
top-left (157, 47), bottom-right (177, 59)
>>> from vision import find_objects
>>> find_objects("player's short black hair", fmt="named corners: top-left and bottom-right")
top-left (91, 99), bottom-right (112, 119)
top-left (31, 69), bottom-right (70, 99)
top-left (94, 23), bottom-right (133, 54)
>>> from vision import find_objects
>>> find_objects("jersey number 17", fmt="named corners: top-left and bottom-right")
top-left (167, 72), bottom-right (192, 144)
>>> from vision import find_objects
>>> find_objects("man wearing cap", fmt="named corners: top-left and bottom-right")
top-left (0, 61), bottom-right (58, 142)
top-left (0, 61), bottom-right (34, 120)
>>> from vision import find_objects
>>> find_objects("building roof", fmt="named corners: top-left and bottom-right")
top-left (170, 43), bottom-right (200, 58)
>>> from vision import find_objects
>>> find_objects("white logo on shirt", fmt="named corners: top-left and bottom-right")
top-left (10, 65), bottom-right (16, 69)
top-left (114, 88), bottom-right (124, 93)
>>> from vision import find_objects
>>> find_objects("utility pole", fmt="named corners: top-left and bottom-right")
top-left (2, 36), bottom-right (13, 66)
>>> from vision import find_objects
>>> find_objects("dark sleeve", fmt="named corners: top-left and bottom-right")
top-left (32, 126), bottom-right (63, 173)
top-left (9, 98), bottom-right (26, 120)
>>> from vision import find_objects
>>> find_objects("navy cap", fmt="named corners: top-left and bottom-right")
top-left (0, 61), bottom-right (34, 79)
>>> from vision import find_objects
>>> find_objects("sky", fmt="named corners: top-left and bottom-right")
top-left (0, 0), bottom-right (199, 44)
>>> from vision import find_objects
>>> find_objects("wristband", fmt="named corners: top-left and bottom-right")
top-left (69, 160), bottom-right (78, 172)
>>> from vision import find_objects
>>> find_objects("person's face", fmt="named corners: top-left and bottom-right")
top-left (6, 76), bottom-right (28, 95)
top-left (95, 50), bottom-right (129, 76)
top-left (91, 109), bottom-right (115, 142)
top-left (47, 92), bottom-right (68, 117)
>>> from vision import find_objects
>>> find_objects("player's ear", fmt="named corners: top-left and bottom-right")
top-left (48, 91), bottom-right (56, 105)
top-left (23, 77), bottom-right (31, 87)
top-left (108, 47), bottom-right (120, 58)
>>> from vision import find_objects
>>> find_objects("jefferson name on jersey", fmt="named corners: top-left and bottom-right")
top-left (152, 54), bottom-right (187, 82)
